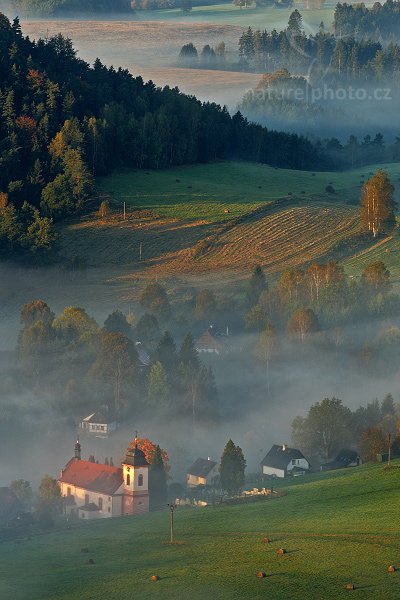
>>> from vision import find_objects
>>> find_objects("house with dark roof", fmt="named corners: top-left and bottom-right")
top-left (261, 444), bottom-right (310, 478)
top-left (320, 449), bottom-right (362, 471)
top-left (187, 458), bottom-right (219, 488)
top-left (59, 438), bottom-right (149, 519)
top-left (79, 409), bottom-right (117, 437)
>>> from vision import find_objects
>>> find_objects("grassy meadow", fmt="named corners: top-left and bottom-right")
top-left (57, 161), bottom-right (400, 275)
top-left (1, 461), bottom-right (400, 600)
top-left (99, 161), bottom-right (400, 222)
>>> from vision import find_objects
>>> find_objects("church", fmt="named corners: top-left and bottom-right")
top-left (58, 438), bottom-right (149, 519)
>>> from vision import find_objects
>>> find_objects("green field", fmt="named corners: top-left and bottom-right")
top-left (136, 2), bottom-right (337, 30)
top-left (100, 161), bottom-right (400, 223)
top-left (1, 462), bottom-right (400, 600)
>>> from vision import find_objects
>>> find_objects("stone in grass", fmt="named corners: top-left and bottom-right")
top-left (388, 565), bottom-right (396, 573)
top-left (345, 583), bottom-right (355, 590)
top-left (277, 548), bottom-right (286, 555)
top-left (151, 575), bottom-right (160, 582)
top-left (263, 537), bottom-right (271, 544)
top-left (257, 571), bottom-right (267, 578)
top-left (85, 558), bottom-right (95, 565)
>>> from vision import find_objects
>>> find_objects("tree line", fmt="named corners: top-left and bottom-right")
top-left (292, 394), bottom-right (400, 464)
top-left (334, 1), bottom-right (400, 41)
top-left (235, 12), bottom-right (400, 79)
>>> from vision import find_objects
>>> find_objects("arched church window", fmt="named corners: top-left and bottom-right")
top-left (126, 473), bottom-right (130, 486)
top-left (138, 474), bottom-right (143, 487)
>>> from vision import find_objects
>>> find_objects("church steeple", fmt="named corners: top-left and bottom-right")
top-left (74, 437), bottom-right (81, 460)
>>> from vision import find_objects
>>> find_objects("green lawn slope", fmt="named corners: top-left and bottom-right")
top-left (1, 461), bottom-right (399, 600)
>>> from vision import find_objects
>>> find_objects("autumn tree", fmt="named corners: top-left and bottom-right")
top-left (132, 437), bottom-right (170, 471)
top-left (361, 261), bottom-right (391, 293)
top-left (287, 308), bottom-right (320, 343)
top-left (194, 288), bottom-right (217, 321)
top-left (36, 475), bottom-right (62, 515)
top-left (20, 300), bottom-right (54, 327)
top-left (140, 284), bottom-right (170, 321)
top-left (359, 426), bottom-right (386, 462)
top-left (10, 479), bottom-right (33, 507)
top-left (360, 170), bottom-right (397, 237)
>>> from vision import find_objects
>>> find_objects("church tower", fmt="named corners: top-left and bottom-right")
top-left (121, 435), bottom-right (149, 515)
top-left (74, 437), bottom-right (81, 460)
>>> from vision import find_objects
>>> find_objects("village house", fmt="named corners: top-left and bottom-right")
top-left (79, 410), bottom-right (117, 437)
top-left (187, 458), bottom-right (220, 488)
top-left (261, 444), bottom-right (310, 478)
top-left (58, 438), bottom-right (149, 519)
top-left (321, 449), bottom-right (362, 471)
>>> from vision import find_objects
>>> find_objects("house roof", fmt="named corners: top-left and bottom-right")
top-left (81, 411), bottom-right (115, 424)
top-left (0, 487), bottom-right (24, 522)
top-left (78, 502), bottom-right (100, 512)
top-left (60, 460), bottom-right (123, 495)
top-left (124, 445), bottom-right (148, 467)
top-left (322, 449), bottom-right (360, 471)
top-left (188, 458), bottom-right (218, 478)
top-left (195, 330), bottom-right (225, 352)
top-left (261, 445), bottom-right (306, 470)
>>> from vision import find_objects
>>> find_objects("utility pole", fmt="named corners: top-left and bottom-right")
top-left (167, 503), bottom-right (177, 543)
top-left (139, 242), bottom-right (143, 261)
top-left (388, 432), bottom-right (391, 467)
top-left (123, 201), bottom-right (126, 221)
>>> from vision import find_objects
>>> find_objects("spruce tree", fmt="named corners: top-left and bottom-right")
top-left (220, 439), bottom-right (246, 495)
top-left (149, 445), bottom-right (167, 510)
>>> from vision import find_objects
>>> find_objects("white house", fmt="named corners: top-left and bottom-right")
top-left (59, 438), bottom-right (149, 519)
top-left (79, 410), bottom-right (117, 437)
top-left (187, 458), bottom-right (219, 488)
top-left (261, 444), bottom-right (310, 478)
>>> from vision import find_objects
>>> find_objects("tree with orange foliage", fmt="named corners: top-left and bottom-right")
top-left (130, 437), bottom-right (170, 471)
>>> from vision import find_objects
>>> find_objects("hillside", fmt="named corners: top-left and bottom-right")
top-left (1, 462), bottom-right (399, 600)
top-left (59, 161), bottom-right (400, 277)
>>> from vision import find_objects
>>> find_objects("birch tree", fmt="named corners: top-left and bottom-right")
top-left (360, 170), bottom-right (397, 237)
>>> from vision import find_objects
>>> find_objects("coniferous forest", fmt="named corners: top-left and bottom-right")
top-left (0, 14), bottom-right (327, 261)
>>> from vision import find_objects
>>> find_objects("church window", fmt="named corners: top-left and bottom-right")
top-left (138, 474), bottom-right (143, 487)
top-left (126, 473), bottom-right (130, 486)
top-left (98, 498), bottom-right (103, 510)
top-left (85, 494), bottom-right (89, 504)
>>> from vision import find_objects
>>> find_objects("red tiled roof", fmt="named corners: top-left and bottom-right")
top-left (195, 330), bottom-right (224, 351)
top-left (60, 460), bottom-right (123, 495)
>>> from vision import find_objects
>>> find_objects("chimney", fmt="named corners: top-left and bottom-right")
top-left (207, 457), bottom-right (211, 461)
top-left (282, 444), bottom-right (287, 452)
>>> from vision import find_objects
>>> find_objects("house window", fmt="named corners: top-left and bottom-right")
top-left (85, 494), bottom-right (89, 504)
top-left (126, 473), bottom-right (130, 486)
top-left (108, 507), bottom-right (111, 513)
top-left (138, 474), bottom-right (143, 487)
top-left (98, 498), bottom-right (103, 510)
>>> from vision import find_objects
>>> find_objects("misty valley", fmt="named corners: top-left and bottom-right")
top-left (0, 2), bottom-right (400, 599)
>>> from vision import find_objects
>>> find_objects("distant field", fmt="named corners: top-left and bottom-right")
top-left (1, 461), bottom-right (400, 600)
top-left (57, 161), bottom-right (400, 276)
